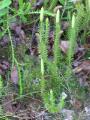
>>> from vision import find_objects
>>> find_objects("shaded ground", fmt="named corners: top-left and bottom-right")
top-left (0, 0), bottom-right (90, 120)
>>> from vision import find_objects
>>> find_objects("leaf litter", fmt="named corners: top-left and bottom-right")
top-left (0, 0), bottom-right (90, 120)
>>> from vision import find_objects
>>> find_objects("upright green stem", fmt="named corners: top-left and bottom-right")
top-left (19, 0), bottom-right (23, 9)
top-left (7, 14), bottom-right (15, 68)
top-left (49, 0), bottom-right (58, 11)
top-left (39, 7), bottom-right (45, 94)
top-left (86, 0), bottom-right (90, 12)
top-left (7, 14), bottom-right (23, 96)
top-left (15, 59), bottom-right (23, 95)
top-left (54, 9), bottom-right (60, 72)
top-left (68, 14), bottom-right (76, 66)
top-left (0, 75), bottom-right (3, 96)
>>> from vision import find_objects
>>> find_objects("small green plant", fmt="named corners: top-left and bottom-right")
top-left (49, 0), bottom-right (58, 11)
top-left (18, 0), bottom-right (23, 9)
top-left (0, 0), bottom-right (11, 17)
top-left (67, 13), bottom-right (76, 68)
top-left (18, 0), bottom-right (31, 22)
top-left (44, 90), bottom-right (67, 113)
top-left (43, 0), bottom-right (58, 11)
top-left (0, 0), bottom-right (11, 38)
top-left (66, 0), bottom-right (90, 74)
top-left (38, 7), bottom-right (67, 113)
top-left (0, 75), bottom-right (3, 96)
top-left (75, 0), bottom-right (90, 43)
top-left (59, 0), bottom-right (65, 5)
top-left (0, 0), bottom-right (89, 115)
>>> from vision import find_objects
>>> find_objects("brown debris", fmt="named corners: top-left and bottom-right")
top-left (0, 60), bottom-right (10, 75)
top-left (70, 98), bottom-right (83, 110)
top-left (73, 60), bottom-right (90, 73)
top-left (60, 40), bottom-right (69, 54)
top-left (11, 66), bottom-right (18, 85)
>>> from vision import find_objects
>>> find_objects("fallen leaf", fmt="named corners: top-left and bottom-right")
top-left (19, 30), bottom-right (26, 42)
top-left (72, 60), bottom-right (81, 68)
top-left (33, 0), bottom-right (43, 9)
top-left (2, 95), bottom-right (14, 113)
top-left (15, 25), bottom-right (22, 35)
top-left (61, 21), bottom-right (69, 30)
top-left (73, 60), bottom-right (90, 73)
top-left (0, 35), bottom-right (9, 47)
top-left (60, 41), bottom-right (69, 54)
top-left (70, 99), bottom-right (82, 110)
top-left (2, 94), bottom-right (20, 114)
top-left (11, 66), bottom-right (18, 85)
top-left (74, 46), bottom-right (86, 60)
top-left (78, 77), bottom-right (89, 87)
top-left (49, 31), bottom-right (54, 49)
top-left (0, 60), bottom-right (9, 75)
top-left (84, 44), bottom-right (90, 49)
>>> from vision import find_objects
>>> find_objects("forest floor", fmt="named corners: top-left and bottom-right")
top-left (0, 0), bottom-right (90, 120)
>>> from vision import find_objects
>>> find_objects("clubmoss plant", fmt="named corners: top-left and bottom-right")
top-left (66, 0), bottom-right (90, 69)
top-left (7, 15), bottom-right (15, 68)
top-left (43, 0), bottom-right (58, 11)
top-left (44, 90), bottom-right (67, 113)
top-left (19, 0), bottom-right (23, 9)
top-left (64, 13), bottom-right (77, 84)
top-left (15, 59), bottom-right (23, 95)
top-left (64, 0), bottom-right (90, 96)
top-left (0, 76), bottom-right (3, 96)
top-left (39, 7), bottom-right (46, 95)
top-left (44, 0), bottom-right (49, 8)
top-left (54, 9), bottom-right (61, 67)
top-left (0, 0), bottom-right (11, 17)
top-left (38, 8), bottom-right (67, 113)
top-left (67, 13), bottom-right (76, 67)
top-left (75, 0), bottom-right (90, 42)
top-left (86, 0), bottom-right (90, 12)
top-left (1, 0), bottom-right (90, 114)
top-left (7, 16), bottom-right (23, 96)
top-left (49, 0), bottom-right (58, 11)
top-left (49, 9), bottom-right (62, 96)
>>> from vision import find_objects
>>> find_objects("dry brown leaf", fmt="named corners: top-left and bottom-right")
top-left (79, 77), bottom-right (89, 87)
top-left (84, 44), bottom-right (90, 49)
top-left (0, 60), bottom-right (9, 75)
top-left (3, 94), bottom-right (20, 114)
top-left (11, 66), bottom-right (18, 85)
top-left (3, 95), bottom-right (14, 114)
top-left (61, 21), bottom-right (69, 30)
top-left (74, 46), bottom-right (85, 60)
top-left (70, 99), bottom-right (82, 110)
top-left (73, 60), bottom-right (90, 73)
top-left (60, 41), bottom-right (69, 54)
